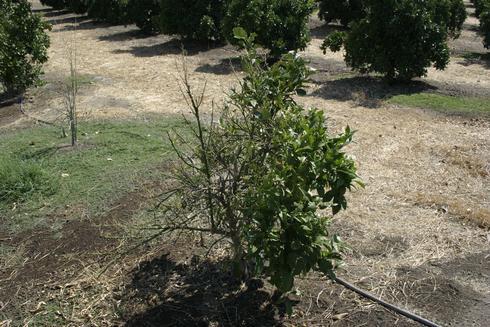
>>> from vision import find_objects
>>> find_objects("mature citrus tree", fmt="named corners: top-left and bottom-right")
top-left (222, 0), bottom-right (315, 58)
top-left (322, 0), bottom-right (463, 81)
top-left (0, 0), bottom-right (50, 96)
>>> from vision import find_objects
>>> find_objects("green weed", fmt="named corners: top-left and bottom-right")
top-left (0, 116), bottom-right (186, 233)
top-left (388, 93), bottom-right (490, 117)
top-left (0, 156), bottom-right (57, 204)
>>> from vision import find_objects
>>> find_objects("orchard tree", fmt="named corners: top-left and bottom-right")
top-left (158, 0), bottom-right (225, 42)
top-left (86, 0), bottom-right (130, 24)
top-left (472, 0), bottom-right (490, 48)
top-left (322, 0), bottom-right (460, 81)
top-left (0, 0), bottom-right (51, 96)
top-left (222, 0), bottom-right (315, 58)
top-left (162, 29), bottom-right (361, 307)
top-left (41, 0), bottom-right (88, 13)
top-left (317, 0), bottom-right (365, 27)
top-left (472, 0), bottom-right (488, 17)
top-left (39, 0), bottom-right (66, 9)
top-left (448, 0), bottom-right (467, 37)
top-left (432, 0), bottom-right (467, 38)
top-left (482, 8), bottom-right (490, 48)
top-left (317, 0), bottom-right (465, 32)
top-left (127, 0), bottom-right (161, 34)
top-left (67, 0), bottom-right (90, 14)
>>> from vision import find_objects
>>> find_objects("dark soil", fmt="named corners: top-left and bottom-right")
top-left (1, 177), bottom-right (488, 326)
top-left (115, 242), bottom-right (490, 327)
top-left (0, 181), bottom-right (164, 324)
top-left (118, 249), bottom-right (419, 327)
top-left (393, 251), bottom-right (490, 326)
top-left (120, 253), bottom-right (281, 327)
top-left (0, 103), bottom-right (21, 128)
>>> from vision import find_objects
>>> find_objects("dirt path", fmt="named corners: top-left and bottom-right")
top-left (1, 1), bottom-right (489, 326)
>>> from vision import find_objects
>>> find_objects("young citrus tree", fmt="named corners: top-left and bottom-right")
top-left (162, 29), bottom-right (361, 305)
top-left (0, 0), bottom-right (51, 96)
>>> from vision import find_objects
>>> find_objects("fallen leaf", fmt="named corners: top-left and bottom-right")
top-left (333, 313), bottom-right (348, 321)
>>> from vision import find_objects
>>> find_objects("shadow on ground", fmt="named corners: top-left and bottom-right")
top-left (0, 102), bottom-right (21, 128)
top-left (32, 7), bottom-right (62, 15)
top-left (195, 57), bottom-right (243, 75)
top-left (310, 23), bottom-right (347, 40)
top-left (46, 15), bottom-right (90, 26)
top-left (464, 24), bottom-right (482, 33)
top-left (392, 250), bottom-right (490, 326)
top-left (456, 52), bottom-right (490, 70)
top-left (98, 29), bottom-right (153, 42)
top-left (309, 76), bottom-right (437, 108)
top-left (113, 39), bottom-right (224, 57)
top-left (120, 254), bottom-right (283, 326)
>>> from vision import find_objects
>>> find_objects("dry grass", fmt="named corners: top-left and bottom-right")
top-left (442, 146), bottom-right (489, 178)
top-left (413, 192), bottom-right (490, 228)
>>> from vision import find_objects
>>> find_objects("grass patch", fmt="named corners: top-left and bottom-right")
top-left (0, 117), bottom-right (187, 233)
top-left (388, 93), bottom-right (490, 117)
top-left (0, 156), bottom-right (58, 204)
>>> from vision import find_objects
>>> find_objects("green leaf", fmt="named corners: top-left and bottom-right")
top-left (318, 259), bottom-right (336, 280)
top-left (233, 27), bottom-right (248, 40)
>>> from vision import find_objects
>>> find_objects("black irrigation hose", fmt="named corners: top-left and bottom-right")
top-left (334, 277), bottom-right (442, 327)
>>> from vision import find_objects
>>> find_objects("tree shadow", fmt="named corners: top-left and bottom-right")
top-left (46, 15), bottom-right (90, 26)
top-left (32, 8), bottom-right (58, 15)
top-left (112, 39), bottom-right (223, 57)
top-left (120, 254), bottom-right (284, 326)
top-left (308, 57), bottom-right (351, 77)
top-left (392, 250), bottom-right (490, 326)
top-left (54, 20), bottom-right (113, 32)
top-left (310, 23), bottom-right (346, 40)
top-left (37, 9), bottom-right (69, 17)
top-left (195, 57), bottom-right (243, 75)
top-left (0, 99), bottom-right (22, 128)
top-left (457, 52), bottom-right (490, 70)
top-left (98, 29), bottom-right (152, 42)
top-left (0, 93), bottom-right (20, 108)
top-left (464, 24), bottom-right (482, 33)
top-left (309, 76), bottom-right (437, 108)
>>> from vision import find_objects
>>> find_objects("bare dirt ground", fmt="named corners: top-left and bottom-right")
top-left (0, 1), bottom-right (489, 326)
